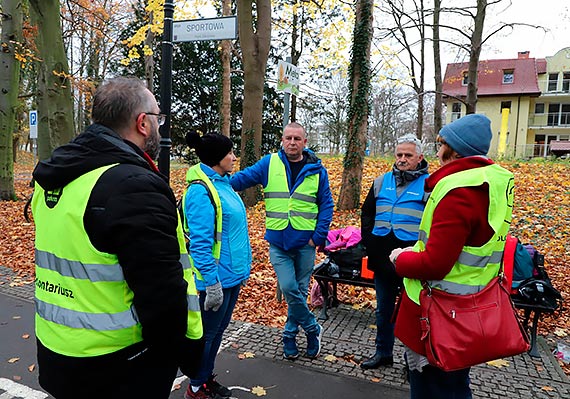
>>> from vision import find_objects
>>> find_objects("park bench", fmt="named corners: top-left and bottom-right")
top-left (312, 264), bottom-right (561, 358)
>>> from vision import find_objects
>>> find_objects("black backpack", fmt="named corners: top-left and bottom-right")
top-left (510, 243), bottom-right (563, 310)
top-left (515, 277), bottom-right (563, 310)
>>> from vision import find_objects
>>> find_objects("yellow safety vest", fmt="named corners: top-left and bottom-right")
top-left (264, 153), bottom-right (319, 231)
top-left (32, 164), bottom-right (202, 357)
top-left (403, 164), bottom-right (514, 305)
top-left (182, 165), bottom-right (222, 261)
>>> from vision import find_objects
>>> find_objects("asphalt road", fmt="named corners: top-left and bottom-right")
top-left (0, 292), bottom-right (408, 399)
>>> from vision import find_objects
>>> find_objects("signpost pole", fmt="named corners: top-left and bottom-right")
top-left (158, 1), bottom-right (174, 180)
top-left (29, 110), bottom-right (38, 166)
top-left (282, 57), bottom-right (292, 129)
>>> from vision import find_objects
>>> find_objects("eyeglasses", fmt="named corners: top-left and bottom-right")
top-left (144, 112), bottom-right (167, 126)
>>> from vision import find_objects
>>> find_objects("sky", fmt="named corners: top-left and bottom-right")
top-left (445, 1), bottom-right (570, 62)
top-left (184, 0), bottom-right (570, 60)
top-left (176, 0), bottom-right (570, 93)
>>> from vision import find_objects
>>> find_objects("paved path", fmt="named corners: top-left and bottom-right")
top-left (1, 265), bottom-right (568, 399)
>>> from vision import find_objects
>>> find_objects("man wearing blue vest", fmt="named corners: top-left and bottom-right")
top-left (360, 134), bottom-right (429, 370)
top-left (31, 77), bottom-right (203, 398)
top-left (231, 122), bottom-right (334, 360)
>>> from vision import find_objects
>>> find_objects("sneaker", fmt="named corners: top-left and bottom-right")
top-left (205, 374), bottom-right (231, 398)
top-left (306, 324), bottom-right (323, 359)
top-left (283, 336), bottom-right (299, 360)
top-left (184, 385), bottom-right (213, 399)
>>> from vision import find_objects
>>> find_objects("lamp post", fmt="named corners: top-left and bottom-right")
top-left (158, 0), bottom-right (174, 180)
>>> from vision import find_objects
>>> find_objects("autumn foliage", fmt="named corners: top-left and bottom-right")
top-left (1, 152), bottom-right (569, 373)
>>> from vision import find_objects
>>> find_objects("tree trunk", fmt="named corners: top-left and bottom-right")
top-left (237, 0), bottom-right (271, 206)
top-left (29, 0), bottom-right (75, 160)
top-left (466, 0), bottom-right (486, 114)
top-left (0, 0), bottom-right (23, 200)
top-left (415, 0), bottom-right (426, 139)
top-left (220, 0), bottom-right (232, 137)
top-left (433, 0), bottom-right (443, 138)
top-left (337, 0), bottom-right (373, 211)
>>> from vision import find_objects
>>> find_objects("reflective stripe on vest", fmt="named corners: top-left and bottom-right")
top-left (264, 153), bottom-right (319, 231)
top-left (403, 164), bottom-right (514, 305)
top-left (32, 164), bottom-right (143, 357)
top-left (183, 165), bottom-right (223, 260)
top-left (32, 164), bottom-right (202, 356)
top-left (372, 172), bottom-right (428, 241)
top-left (175, 214), bottom-right (204, 340)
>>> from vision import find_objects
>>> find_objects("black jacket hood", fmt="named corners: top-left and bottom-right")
top-left (33, 124), bottom-right (153, 191)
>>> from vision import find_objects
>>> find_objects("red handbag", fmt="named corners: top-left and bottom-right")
top-left (419, 275), bottom-right (530, 371)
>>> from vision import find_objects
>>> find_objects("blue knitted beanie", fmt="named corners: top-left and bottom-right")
top-left (439, 114), bottom-right (492, 157)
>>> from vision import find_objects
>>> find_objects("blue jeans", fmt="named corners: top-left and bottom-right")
top-left (373, 273), bottom-right (399, 357)
top-left (190, 284), bottom-right (241, 386)
top-left (269, 244), bottom-right (318, 338)
top-left (408, 363), bottom-right (472, 399)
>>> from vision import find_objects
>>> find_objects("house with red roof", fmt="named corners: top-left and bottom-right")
top-left (442, 47), bottom-right (570, 157)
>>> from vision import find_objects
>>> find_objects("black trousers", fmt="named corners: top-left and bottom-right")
top-left (37, 340), bottom-right (178, 399)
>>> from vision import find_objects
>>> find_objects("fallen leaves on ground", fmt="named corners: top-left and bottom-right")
top-left (7, 357), bottom-right (20, 364)
top-left (324, 354), bottom-right (338, 362)
top-left (486, 359), bottom-right (510, 368)
top-left (238, 351), bottom-right (255, 359)
top-left (2, 152), bottom-right (570, 375)
top-left (250, 386), bottom-right (267, 396)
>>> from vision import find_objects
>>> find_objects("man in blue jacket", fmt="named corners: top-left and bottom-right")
top-left (231, 122), bottom-right (334, 360)
top-left (360, 134), bottom-right (429, 370)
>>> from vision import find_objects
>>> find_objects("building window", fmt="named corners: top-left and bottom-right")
top-left (563, 72), bottom-right (570, 92)
top-left (548, 73), bottom-right (558, 92)
top-left (462, 72), bottom-right (468, 86)
top-left (451, 102), bottom-right (461, 121)
top-left (548, 103), bottom-right (559, 126)
top-left (562, 104), bottom-right (570, 125)
top-left (549, 104), bottom-right (570, 126)
top-left (500, 101), bottom-right (512, 112)
top-left (534, 103), bottom-right (545, 114)
top-left (502, 70), bottom-right (514, 84)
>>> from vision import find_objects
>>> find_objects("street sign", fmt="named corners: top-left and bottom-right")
top-left (29, 110), bottom-right (38, 139)
top-left (173, 16), bottom-right (237, 43)
top-left (277, 60), bottom-right (300, 96)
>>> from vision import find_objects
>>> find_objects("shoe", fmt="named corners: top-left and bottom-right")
top-left (360, 354), bottom-right (394, 370)
top-left (306, 324), bottom-right (323, 359)
top-left (205, 374), bottom-right (231, 398)
top-left (283, 336), bottom-right (299, 360)
top-left (184, 385), bottom-right (214, 399)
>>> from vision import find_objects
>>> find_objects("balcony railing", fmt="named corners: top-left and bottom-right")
top-left (545, 80), bottom-right (570, 93)
top-left (529, 112), bottom-right (570, 127)
top-left (514, 143), bottom-right (570, 158)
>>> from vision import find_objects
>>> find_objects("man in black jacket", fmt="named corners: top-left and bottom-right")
top-left (360, 134), bottom-right (429, 369)
top-left (32, 77), bottom-right (203, 398)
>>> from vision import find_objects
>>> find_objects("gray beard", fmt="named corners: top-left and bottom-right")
top-left (144, 131), bottom-right (160, 160)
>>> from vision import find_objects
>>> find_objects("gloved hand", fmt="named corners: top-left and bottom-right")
top-left (389, 246), bottom-right (414, 265)
top-left (204, 282), bottom-right (223, 312)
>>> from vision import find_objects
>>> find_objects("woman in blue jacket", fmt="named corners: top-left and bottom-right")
top-left (183, 132), bottom-right (252, 399)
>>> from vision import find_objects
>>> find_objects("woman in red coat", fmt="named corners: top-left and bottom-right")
top-left (390, 114), bottom-right (514, 399)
